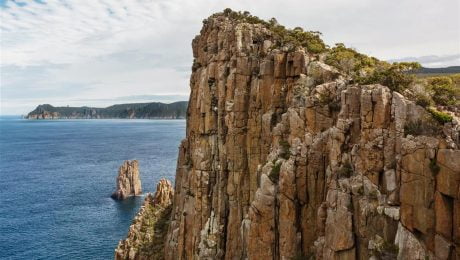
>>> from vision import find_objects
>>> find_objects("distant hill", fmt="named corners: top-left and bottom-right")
top-left (26, 101), bottom-right (188, 119)
top-left (413, 66), bottom-right (460, 74)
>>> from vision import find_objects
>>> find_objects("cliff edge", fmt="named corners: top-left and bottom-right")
top-left (162, 10), bottom-right (460, 260)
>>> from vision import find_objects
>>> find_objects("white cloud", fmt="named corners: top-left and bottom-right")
top-left (389, 54), bottom-right (460, 68)
top-left (1, 0), bottom-right (459, 114)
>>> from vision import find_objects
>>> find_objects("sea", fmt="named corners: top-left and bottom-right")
top-left (0, 116), bottom-right (186, 259)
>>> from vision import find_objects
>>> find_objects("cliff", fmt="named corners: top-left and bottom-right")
top-left (161, 10), bottom-right (460, 260)
top-left (112, 160), bottom-right (142, 200)
top-left (115, 179), bottom-right (174, 259)
top-left (26, 101), bottom-right (188, 119)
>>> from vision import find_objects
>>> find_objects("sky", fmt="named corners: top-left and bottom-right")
top-left (1, 0), bottom-right (459, 115)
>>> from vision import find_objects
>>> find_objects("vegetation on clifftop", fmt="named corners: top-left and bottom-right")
top-left (217, 8), bottom-right (327, 53)
top-left (325, 43), bottom-right (421, 92)
top-left (210, 9), bottom-right (458, 122)
top-left (215, 9), bottom-right (420, 90)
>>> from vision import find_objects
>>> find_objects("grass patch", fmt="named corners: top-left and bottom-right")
top-left (427, 107), bottom-right (453, 123)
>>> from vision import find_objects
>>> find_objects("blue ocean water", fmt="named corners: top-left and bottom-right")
top-left (0, 117), bottom-right (185, 259)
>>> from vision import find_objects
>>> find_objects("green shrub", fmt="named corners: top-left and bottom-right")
top-left (218, 9), bottom-right (327, 53)
top-left (427, 107), bottom-right (453, 123)
top-left (268, 24), bottom-right (327, 53)
top-left (404, 120), bottom-right (421, 135)
top-left (414, 93), bottom-right (433, 108)
top-left (427, 76), bottom-right (459, 106)
top-left (325, 43), bottom-right (420, 92)
top-left (449, 73), bottom-right (460, 88)
top-left (218, 9), bottom-right (426, 93)
top-left (270, 162), bottom-right (281, 183)
top-left (404, 119), bottom-right (440, 136)
top-left (357, 62), bottom-right (421, 92)
top-left (220, 8), bottom-right (269, 26)
top-left (325, 43), bottom-right (378, 76)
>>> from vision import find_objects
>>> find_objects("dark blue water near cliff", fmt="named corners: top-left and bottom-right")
top-left (0, 117), bottom-right (185, 259)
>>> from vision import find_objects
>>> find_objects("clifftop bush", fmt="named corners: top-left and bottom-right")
top-left (426, 76), bottom-right (460, 106)
top-left (427, 107), bottom-right (453, 123)
top-left (216, 8), bottom-right (327, 53)
top-left (325, 43), bottom-right (421, 92)
top-left (214, 9), bottom-right (458, 118)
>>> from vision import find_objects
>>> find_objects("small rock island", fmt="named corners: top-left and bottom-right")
top-left (111, 160), bottom-right (142, 200)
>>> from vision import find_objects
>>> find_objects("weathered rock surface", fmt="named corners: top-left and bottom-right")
top-left (112, 160), bottom-right (142, 200)
top-left (115, 179), bottom-right (174, 260)
top-left (158, 12), bottom-right (460, 260)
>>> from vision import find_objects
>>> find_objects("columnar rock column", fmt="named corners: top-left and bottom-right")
top-left (163, 11), bottom-right (460, 260)
top-left (111, 160), bottom-right (142, 200)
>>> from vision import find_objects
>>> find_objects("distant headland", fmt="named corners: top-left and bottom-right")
top-left (26, 101), bottom-right (188, 119)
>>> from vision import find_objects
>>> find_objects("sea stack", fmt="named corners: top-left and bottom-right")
top-left (115, 178), bottom-right (174, 259)
top-left (111, 160), bottom-right (142, 200)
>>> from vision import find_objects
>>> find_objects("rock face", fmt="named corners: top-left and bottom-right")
top-left (112, 160), bottom-right (142, 200)
top-left (161, 12), bottom-right (460, 260)
top-left (115, 179), bottom-right (174, 259)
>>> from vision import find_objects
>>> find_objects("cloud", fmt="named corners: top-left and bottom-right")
top-left (388, 54), bottom-right (460, 68)
top-left (1, 0), bottom-right (459, 114)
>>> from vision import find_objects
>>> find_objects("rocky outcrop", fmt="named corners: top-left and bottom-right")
top-left (112, 160), bottom-right (142, 200)
top-left (115, 179), bottom-right (174, 260)
top-left (162, 11), bottom-right (460, 260)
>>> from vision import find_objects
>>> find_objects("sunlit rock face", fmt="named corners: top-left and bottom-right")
top-left (162, 12), bottom-right (459, 260)
top-left (111, 160), bottom-right (142, 200)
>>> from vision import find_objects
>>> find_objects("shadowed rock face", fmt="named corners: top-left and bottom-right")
top-left (160, 12), bottom-right (460, 260)
top-left (115, 179), bottom-right (174, 260)
top-left (111, 160), bottom-right (142, 200)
